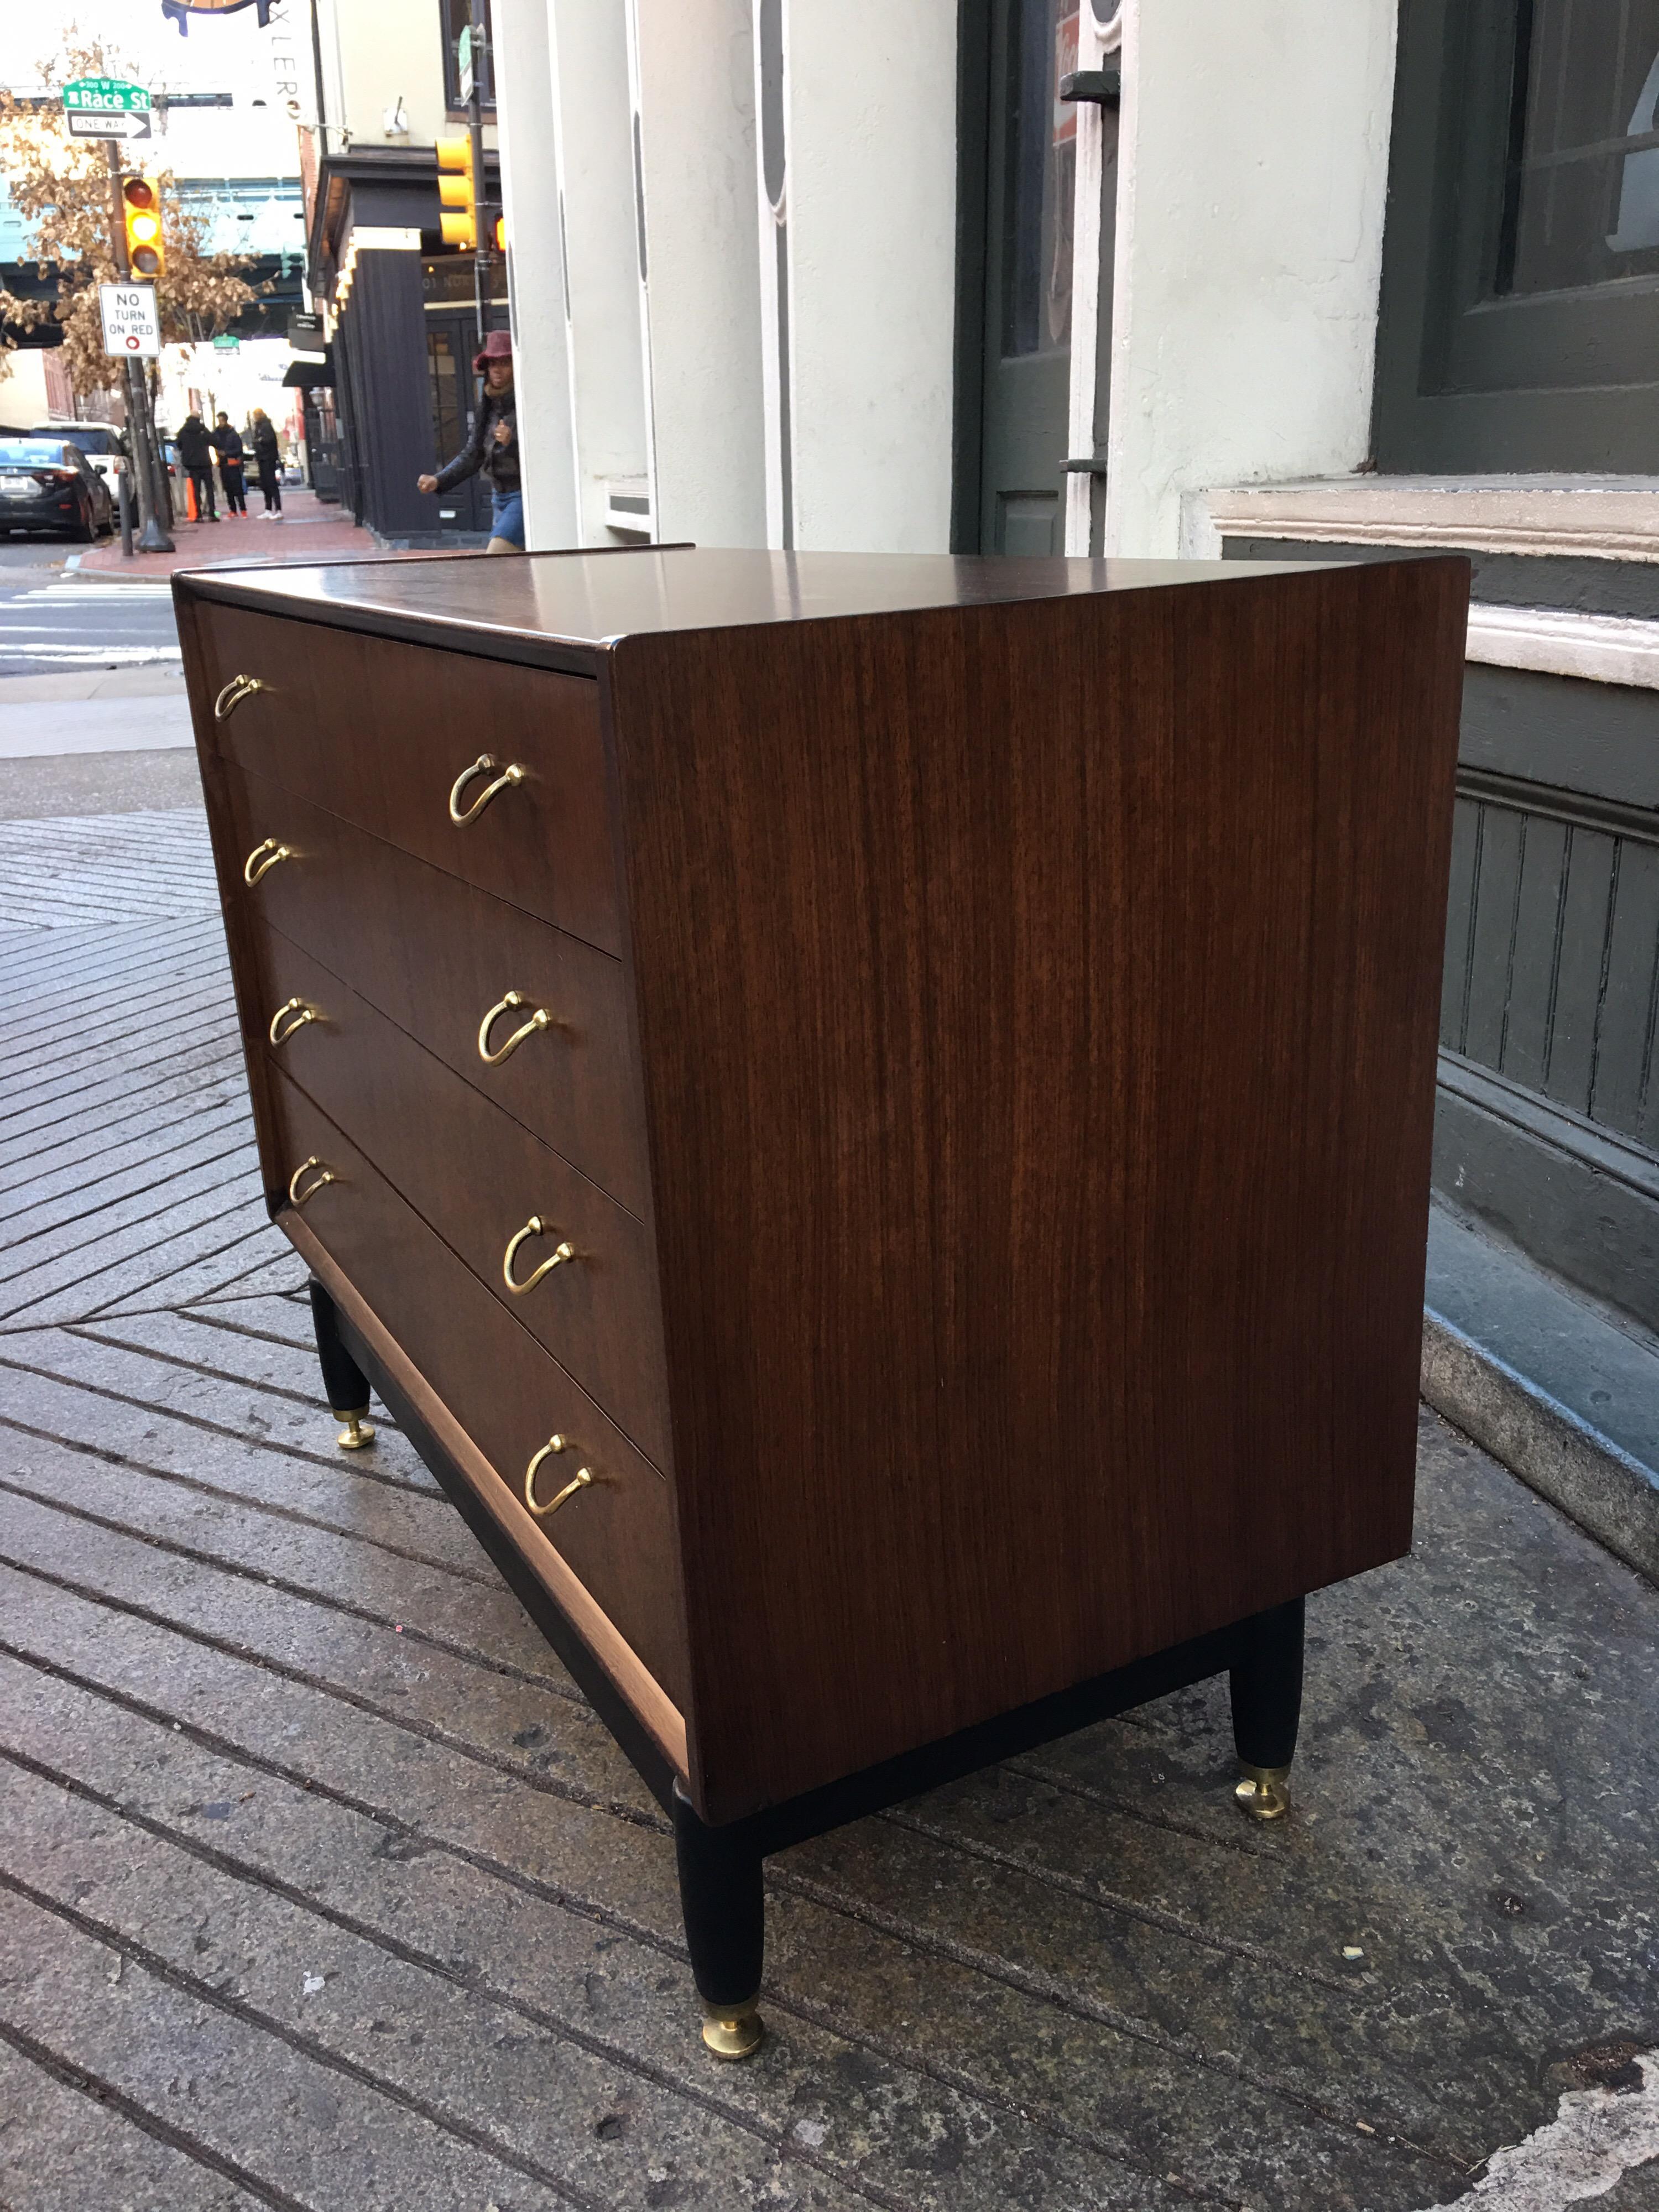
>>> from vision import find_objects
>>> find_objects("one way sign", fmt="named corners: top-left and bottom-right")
top-left (99, 283), bottom-right (161, 358)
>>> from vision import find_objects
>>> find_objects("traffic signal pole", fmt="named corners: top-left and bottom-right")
top-left (104, 139), bottom-right (173, 555)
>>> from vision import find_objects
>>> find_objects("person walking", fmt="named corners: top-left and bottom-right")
top-left (211, 413), bottom-right (248, 516)
top-left (249, 409), bottom-right (284, 519)
top-left (175, 412), bottom-right (218, 522)
top-left (416, 330), bottom-right (521, 552)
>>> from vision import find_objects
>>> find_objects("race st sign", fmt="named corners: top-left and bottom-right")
top-left (64, 76), bottom-right (153, 140)
top-left (99, 283), bottom-right (161, 358)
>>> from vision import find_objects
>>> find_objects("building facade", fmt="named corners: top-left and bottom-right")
top-left (304, 0), bottom-right (507, 541)
top-left (489, 0), bottom-right (1659, 1561)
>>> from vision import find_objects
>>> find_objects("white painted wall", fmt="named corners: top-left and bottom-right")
top-left (494, 0), bottom-right (580, 547)
top-left (781, 1), bottom-right (957, 554)
top-left (547, 0), bottom-right (650, 544)
top-left (630, 0), bottom-right (766, 549)
top-left (1105, 0), bottom-right (1399, 559)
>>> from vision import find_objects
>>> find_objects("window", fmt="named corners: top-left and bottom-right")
top-left (440, 0), bottom-right (495, 114)
top-left (1375, 0), bottom-right (1659, 471)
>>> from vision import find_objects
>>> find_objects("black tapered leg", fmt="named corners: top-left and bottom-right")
top-left (1229, 1597), bottom-right (1305, 1821)
top-left (308, 1278), bottom-right (377, 1451)
top-left (672, 1782), bottom-right (765, 2059)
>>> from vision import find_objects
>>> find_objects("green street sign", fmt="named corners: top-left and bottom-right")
top-left (212, 332), bottom-right (241, 351)
top-left (62, 76), bottom-right (151, 113)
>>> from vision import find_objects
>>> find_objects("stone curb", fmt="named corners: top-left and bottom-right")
top-left (1422, 1305), bottom-right (1659, 1586)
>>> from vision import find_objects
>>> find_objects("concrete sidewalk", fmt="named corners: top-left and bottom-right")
top-left (75, 486), bottom-right (385, 577)
top-left (0, 801), bottom-right (1656, 2210)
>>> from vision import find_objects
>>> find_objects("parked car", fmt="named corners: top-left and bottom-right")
top-left (0, 438), bottom-right (115, 540)
top-left (27, 421), bottom-right (128, 499)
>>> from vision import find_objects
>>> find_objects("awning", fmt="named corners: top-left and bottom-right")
top-left (282, 349), bottom-right (333, 388)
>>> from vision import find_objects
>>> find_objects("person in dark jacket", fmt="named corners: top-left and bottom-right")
top-left (210, 413), bottom-right (247, 515)
top-left (175, 413), bottom-right (218, 521)
top-left (249, 409), bottom-right (283, 518)
top-left (417, 328), bottom-right (521, 552)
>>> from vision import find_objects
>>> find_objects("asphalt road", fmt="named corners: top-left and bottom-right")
top-left (0, 538), bottom-right (180, 676)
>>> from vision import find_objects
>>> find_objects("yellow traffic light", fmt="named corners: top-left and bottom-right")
top-left (494, 214), bottom-right (505, 252)
top-left (122, 174), bottom-right (165, 278)
top-left (436, 134), bottom-right (476, 251)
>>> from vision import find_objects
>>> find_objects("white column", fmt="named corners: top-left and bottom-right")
top-left (549, 0), bottom-right (650, 545)
top-left (1104, 0), bottom-right (1399, 559)
top-left (629, 0), bottom-right (766, 549)
top-left (493, 0), bottom-right (580, 548)
top-left (775, 0), bottom-right (958, 555)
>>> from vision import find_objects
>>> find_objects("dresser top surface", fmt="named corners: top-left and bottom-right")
top-left (176, 545), bottom-right (1372, 663)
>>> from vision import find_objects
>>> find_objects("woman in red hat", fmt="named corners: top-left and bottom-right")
top-left (417, 328), bottom-right (523, 552)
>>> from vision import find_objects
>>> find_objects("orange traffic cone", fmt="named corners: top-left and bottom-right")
top-left (184, 474), bottom-right (198, 523)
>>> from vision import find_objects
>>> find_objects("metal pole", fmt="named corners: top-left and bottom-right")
top-left (469, 0), bottom-right (489, 345)
top-left (117, 460), bottom-right (133, 558)
top-left (105, 140), bottom-right (173, 554)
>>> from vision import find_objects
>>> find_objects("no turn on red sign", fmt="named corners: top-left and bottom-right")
top-left (99, 283), bottom-right (161, 358)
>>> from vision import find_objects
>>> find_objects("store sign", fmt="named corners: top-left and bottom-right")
top-left (64, 76), bottom-right (153, 139)
top-left (98, 282), bottom-right (161, 358)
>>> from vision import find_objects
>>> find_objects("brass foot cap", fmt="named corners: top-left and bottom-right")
top-left (701, 1999), bottom-right (763, 2060)
top-left (1235, 1764), bottom-right (1291, 1822)
top-left (336, 1411), bottom-right (376, 1451)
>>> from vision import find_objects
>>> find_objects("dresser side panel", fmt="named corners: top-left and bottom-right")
top-left (607, 560), bottom-right (1469, 1819)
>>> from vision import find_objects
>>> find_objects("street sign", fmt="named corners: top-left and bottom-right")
top-left (98, 283), bottom-right (161, 359)
top-left (213, 332), bottom-right (241, 351)
top-left (457, 24), bottom-right (473, 103)
top-left (68, 109), bottom-right (152, 139)
top-left (64, 77), bottom-right (153, 142)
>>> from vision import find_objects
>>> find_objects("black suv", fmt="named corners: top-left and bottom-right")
top-left (0, 437), bottom-right (116, 540)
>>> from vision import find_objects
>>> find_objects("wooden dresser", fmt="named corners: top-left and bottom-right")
top-left (178, 546), bottom-right (1468, 2058)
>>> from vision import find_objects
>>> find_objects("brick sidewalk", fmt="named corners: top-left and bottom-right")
top-left (76, 487), bottom-right (390, 578)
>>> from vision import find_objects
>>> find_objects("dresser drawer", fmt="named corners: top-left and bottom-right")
top-left (208, 757), bottom-right (651, 1217)
top-left (263, 1066), bottom-right (688, 1704)
top-left (250, 928), bottom-right (672, 1471)
top-left (194, 601), bottom-right (622, 954)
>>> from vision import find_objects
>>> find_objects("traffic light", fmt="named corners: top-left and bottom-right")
top-left (122, 174), bottom-right (165, 279)
top-left (494, 214), bottom-right (505, 252)
top-left (436, 134), bottom-right (476, 251)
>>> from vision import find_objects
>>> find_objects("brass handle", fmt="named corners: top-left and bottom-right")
top-left (243, 837), bottom-right (291, 886)
top-left (448, 753), bottom-right (525, 825)
top-left (268, 997), bottom-right (317, 1047)
top-left (502, 1215), bottom-right (575, 1296)
top-left (524, 1433), bottom-right (593, 1518)
top-left (213, 673), bottom-right (264, 721)
top-left (477, 990), bottom-right (551, 1066)
top-left (286, 1156), bottom-right (336, 1207)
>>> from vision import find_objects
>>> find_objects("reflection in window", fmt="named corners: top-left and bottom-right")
top-left (1497, 0), bottom-right (1659, 294)
top-left (1002, 0), bottom-right (1076, 358)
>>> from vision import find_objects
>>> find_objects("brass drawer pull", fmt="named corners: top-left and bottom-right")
top-left (287, 1155), bottom-right (336, 1207)
top-left (524, 1433), bottom-right (593, 1518)
top-left (477, 990), bottom-right (551, 1065)
top-left (448, 753), bottom-right (525, 825)
top-left (243, 837), bottom-right (291, 886)
top-left (503, 1215), bottom-right (575, 1295)
top-left (213, 673), bottom-right (264, 721)
top-left (268, 997), bottom-right (318, 1047)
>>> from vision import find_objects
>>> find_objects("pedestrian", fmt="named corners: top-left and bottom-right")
top-left (249, 409), bottom-right (284, 519)
top-left (211, 413), bottom-right (247, 516)
top-left (175, 411), bottom-right (218, 522)
top-left (416, 329), bottom-right (521, 552)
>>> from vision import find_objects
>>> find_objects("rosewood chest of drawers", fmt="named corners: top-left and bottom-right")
top-left (178, 545), bottom-right (1468, 2059)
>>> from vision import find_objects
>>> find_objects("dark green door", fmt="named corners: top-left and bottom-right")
top-left (979, 0), bottom-right (1075, 555)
